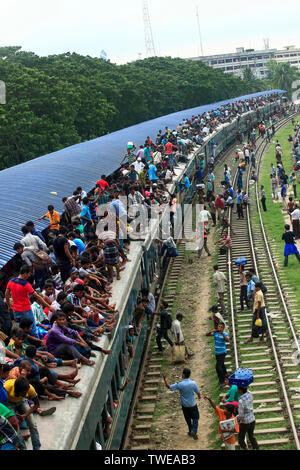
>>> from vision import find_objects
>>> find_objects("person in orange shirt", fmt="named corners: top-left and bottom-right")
top-left (38, 205), bottom-right (60, 241)
top-left (204, 396), bottom-right (239, 450)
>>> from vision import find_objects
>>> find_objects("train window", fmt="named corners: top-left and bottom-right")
top-left (111, 373), bottom-right (118, 401)
top-left (102, 406), bottom-right (113, 445)
top-left (89, 439), bottom-right (96, 450)
top-left (119, 351), bottom-right (125, 377)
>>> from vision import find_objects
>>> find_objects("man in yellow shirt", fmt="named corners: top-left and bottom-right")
top-left (38, 204), bottom-right (60, 242)
top-left (245, 282), bottom-right (267, 344)
top-left (4, 377), bottom-right (41, 450)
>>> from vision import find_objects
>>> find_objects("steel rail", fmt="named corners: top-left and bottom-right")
top-left (226, 113), bottom-right (300, 450)
top-left (252, 115), bottom-right (300, 450)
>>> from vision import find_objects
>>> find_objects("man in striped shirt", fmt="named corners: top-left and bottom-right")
top-left (237, 386), bottom-right (259, 450)
top-left (206, 323), bottom-right (229, 388)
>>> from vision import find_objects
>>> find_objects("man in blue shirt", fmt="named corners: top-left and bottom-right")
top-left (183, 174), bottom-right (190, 190)
top-left (163, 368), bottom-right (201, 440)
top-left (236, 189), bottom-right (244, 219)
top-left (206, 323), bottom-right (229, 388)
top-left (148, 163), bottom-right (158, 182)
top-left (80, 198), bottom-right (94, 240)
top-left (25, 221), bottom-right (46, 243)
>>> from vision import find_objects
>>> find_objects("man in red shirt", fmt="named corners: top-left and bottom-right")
top-left (215, 194), bottom-right (225, 220)
top-left (5, 266), bottom-right (54, 338)
top-left (165, 141), bottom-right (175, 155)
top-left (96, 175), bottom-right (109, 191)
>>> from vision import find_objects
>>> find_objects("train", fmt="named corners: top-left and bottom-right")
top-left (0, 92), bottom-right (284, 450)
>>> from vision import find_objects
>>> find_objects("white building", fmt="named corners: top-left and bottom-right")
top-left (188, 46), bottom-right (300, 79)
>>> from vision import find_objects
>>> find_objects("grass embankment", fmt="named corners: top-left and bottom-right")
top-left (258, 122), bottom-right (300, 308)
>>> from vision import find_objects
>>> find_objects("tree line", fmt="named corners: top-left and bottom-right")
top-left (0, 46), bottom-right (290, 170)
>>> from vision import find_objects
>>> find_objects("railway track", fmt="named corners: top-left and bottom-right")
top-left (124, 110), bottom-right (296, 451)
top-left (219, 113), bottom-right (300, 450)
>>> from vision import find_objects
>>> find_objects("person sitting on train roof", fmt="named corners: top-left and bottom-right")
top-left (46, 312), bottom-right (96, 366)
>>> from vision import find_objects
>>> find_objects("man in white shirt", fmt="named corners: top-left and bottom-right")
top-left (213, 265), bottom-right (227, 316)
top-left (171, 313), bottom-right (193, 358)
top-left (133, 157), bottom-right (144, 174)
top-left (199, 206), bottom-right (211, 225)
top-left (21, 226), bottom-right (48, 251)
top-left (291, 205), bottom-right (300, 239)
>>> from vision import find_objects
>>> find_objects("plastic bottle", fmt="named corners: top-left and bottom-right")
top-left (0, 340), bottom-right (5, 364)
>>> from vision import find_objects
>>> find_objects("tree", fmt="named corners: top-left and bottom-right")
top-left (0, 47), bottom-right (265, 170)
top-left (265, 60), bottom-right (300, 97)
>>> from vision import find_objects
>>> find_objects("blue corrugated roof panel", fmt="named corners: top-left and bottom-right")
top-left (0, 90), bottom-right (285, 266)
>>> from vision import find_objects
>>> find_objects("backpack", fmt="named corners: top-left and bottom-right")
top-left (33, 250), bottom-right (52, 270)
top-left (166, 313), bottom-right (173, 330)
top-left (167, 247), bottom-right (178, 258)
top-left (261, 283), bottom-right (268, 294)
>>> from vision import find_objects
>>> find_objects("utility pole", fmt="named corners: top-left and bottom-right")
top-left (196, 6), bottom-right (204, 57)
top-left (143, 0), bottom-right (156, 57)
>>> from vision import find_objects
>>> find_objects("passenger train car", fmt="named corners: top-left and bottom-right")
top-left (0, 91), bottom-right (284, 449)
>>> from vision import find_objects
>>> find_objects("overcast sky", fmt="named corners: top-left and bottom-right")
top-left (1, 0), bottom-right (300, 63)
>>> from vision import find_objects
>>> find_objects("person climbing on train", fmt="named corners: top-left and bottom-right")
top-left (154, 300), bottom-right (174, 354)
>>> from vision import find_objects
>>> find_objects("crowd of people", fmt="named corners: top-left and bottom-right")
top-left (159, 103), bottom-right (300, 450)
top-left (0, 92), bottom-right (284, 450)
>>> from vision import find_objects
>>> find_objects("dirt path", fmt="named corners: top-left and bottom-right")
top-left (150, 238), bottom-right (216, 451)
top-left (148, 149), bottom-right (237, 451)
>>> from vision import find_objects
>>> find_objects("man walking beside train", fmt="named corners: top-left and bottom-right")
top-left (163, 368), bottom-right (201, 440)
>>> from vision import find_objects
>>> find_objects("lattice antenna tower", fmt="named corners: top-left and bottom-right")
top-left (263, 38), bottom-right (270, 50)
top-left (143, 0), bottom-right (156, 57)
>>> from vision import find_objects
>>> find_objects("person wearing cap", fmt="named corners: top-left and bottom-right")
top-left (163, 368), bottom-right (201, 440)
top-left (126, 325), bottom-right (135, 358)
top-left (133, 157), bottom-right (144, 175)
top-left (171, 313), bottom-right (194, 359)
top-left (64, 268), bottom-right (80, 294)
top-left (204, 396), bottom-right (239, 450)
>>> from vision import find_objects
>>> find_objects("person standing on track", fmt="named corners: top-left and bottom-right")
top-left (261, 186), bottom-right (267, 212)
top-left (245, 282), bottom-right (267, 344)
top-left (282, 224), bottom-right (300, 267)
top-left (206, 323), bottom-right (229, 388)
top-left (236, 189), bottom-right (244, 220)
top-left (239, 264), bottom-right (249, 311)
top-left (237, 386), bottom-right (259, 450)
top-left (163, 368), bottom-right (201, 440)
top-left (213, 265), bottom-right (227, 316)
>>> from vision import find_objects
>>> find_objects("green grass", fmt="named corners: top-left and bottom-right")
top-left (257, 121), bottom-right (300, 310)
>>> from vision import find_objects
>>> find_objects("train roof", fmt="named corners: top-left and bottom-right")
top-left (0, 89), bottom-right (284, 266)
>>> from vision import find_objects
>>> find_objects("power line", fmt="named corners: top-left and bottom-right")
top-left (143, 0), bottom-right (156, 57)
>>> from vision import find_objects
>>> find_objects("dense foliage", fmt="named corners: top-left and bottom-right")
top-left (0, 47), bottom-right (262, 169)
top-left (265, 60), bottom-right (300, 99)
